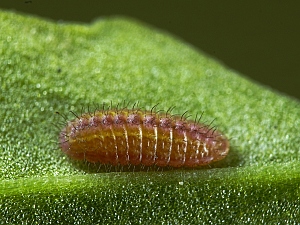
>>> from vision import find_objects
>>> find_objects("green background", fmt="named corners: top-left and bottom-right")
top-left (0, 4), bottom-right (300, 225)
top-left (1, 0), bottom-right (300, 100)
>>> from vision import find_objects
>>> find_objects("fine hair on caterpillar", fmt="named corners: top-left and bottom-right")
top-left (56, 101), bottom-right (230, 172)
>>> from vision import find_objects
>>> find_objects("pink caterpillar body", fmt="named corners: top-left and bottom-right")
top-left (58, 106), bottom-right (229, 167)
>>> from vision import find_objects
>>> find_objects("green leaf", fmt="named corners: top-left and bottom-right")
top-left (1, 10), bottom-right (299, 224)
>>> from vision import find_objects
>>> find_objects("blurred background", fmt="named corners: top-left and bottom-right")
top-left (1, 1), bottom-right (299, 100)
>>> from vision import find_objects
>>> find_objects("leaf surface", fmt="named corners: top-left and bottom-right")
top-left (1, 10), bottom-right (299, 224)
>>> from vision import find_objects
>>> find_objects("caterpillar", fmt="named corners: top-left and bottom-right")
top-left (58, 104), bottom-right (229, 168)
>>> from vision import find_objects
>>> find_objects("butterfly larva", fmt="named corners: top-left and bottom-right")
top-left (58, 105), bottom-right (229, 167)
